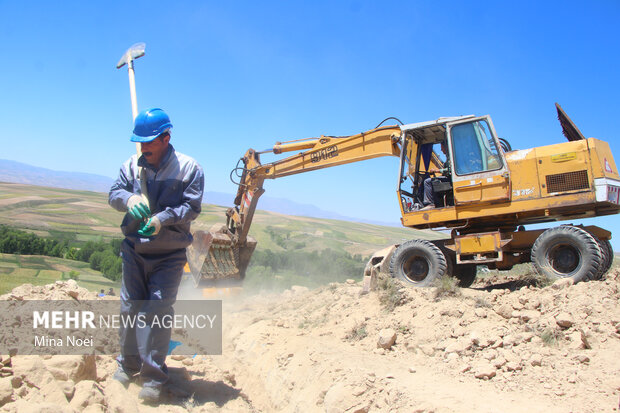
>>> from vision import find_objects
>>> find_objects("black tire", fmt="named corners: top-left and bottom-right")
top-left (602, 239), bottom-right (614, 273)
top-left (389, 240), bottom-right (447, 287)
top-left (593, 238), bottom-right (614, 280)
top-left (581, 231), bottom-right (613, 281)
top-left (442, 246), bottom-right (477, 288)
top-left (453, 265), bottom-right (477, 287)
top-left (531, 226), bottom-right (602, 283)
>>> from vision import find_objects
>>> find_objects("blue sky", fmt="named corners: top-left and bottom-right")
top-left (1, 1), bottom-right (619, 247)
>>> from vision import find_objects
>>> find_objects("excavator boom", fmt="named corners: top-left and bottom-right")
top-left (187, 126), bottom-right (402, 286)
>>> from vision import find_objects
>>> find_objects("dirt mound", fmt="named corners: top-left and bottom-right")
top-left (0, 279), bottom-right (98, 301)
top-left (213, 268), bottom-right (620, 412)
top-left (0, 267), bottom-right (619, 412)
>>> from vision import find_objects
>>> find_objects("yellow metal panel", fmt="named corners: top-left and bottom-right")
top-left (535, 140), bottom-right (591, 196)
top-left (452, 174), bottom-right (510, 205)
top-left (456, 232), bottom-right (500, 254)
top-left (505, 149), bottom-right (541, 201)
top-left (587, 138), bottom-right (620, 180)
top-left (463, 191), bottom-right (593, 217)
top-left (402, 205), bottom-right (458, 225)
top-left (402, 190), bottom-right (597, 228)
top-left (535, 139), bottom-right (588, 158)
top-left (510, 229), bottom-right (544, 249)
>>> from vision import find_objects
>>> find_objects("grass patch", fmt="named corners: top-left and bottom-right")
top-left (76, 234), bottom-right (104, 242)
top-left (0, 253), bottom-right (120, 294)
top-left (10, 268), bottom-right (39, 278)
top-left (522, 272), bottom-right (553, 288)
top-left (540, 328), bottom-right (563, 347)
top-left (474, 297), bottom-right (491, 308)
top-left (377, 275), bottom-right (404, 311)
top-left (432, 275), bottom-right (461, 300)
top-left (0, 255), bottom-right (19, 265)
top-left (344, 322), bottom-right (368, 341)
top-left (18, 256), bottom-right (47, 269)
top-left (518, 264), bottom-right (553, 288)
top-left (46, 230), bottom-right (78, 242)
top-left (67, 270), bottom-right (80, 280)
top-left (36, 270), bottom-right (62, 281)
top-left (298, 313), bottom-right (328, 330)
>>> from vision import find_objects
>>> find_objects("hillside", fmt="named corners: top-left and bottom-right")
top-left (0, 181), bottom-right (442, 258)
top-left (0, 160), bottom-right (397, 225)
top-left (0, 181), bottom-right (445, 292)
top-left (0, 253), bottom-right (120, 295)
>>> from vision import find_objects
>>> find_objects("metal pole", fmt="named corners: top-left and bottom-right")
top-left (127, 60), bottom-right (140, 154)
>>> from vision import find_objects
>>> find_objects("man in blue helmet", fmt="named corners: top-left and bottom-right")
top-left (108, 108), bottom-right (204, 402)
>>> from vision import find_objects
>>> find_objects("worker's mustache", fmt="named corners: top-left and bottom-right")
top-left (142, 152), bottom-right (153, 157)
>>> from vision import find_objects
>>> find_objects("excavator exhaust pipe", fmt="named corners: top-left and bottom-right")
top-left (186, 224), bottom-right (257, 288)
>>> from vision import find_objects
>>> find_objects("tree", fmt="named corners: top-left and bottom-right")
top-left (89, 251), bottom-right (105, 271)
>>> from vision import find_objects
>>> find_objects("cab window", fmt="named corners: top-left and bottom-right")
top-left (450, 120), bottom-right (502, 175)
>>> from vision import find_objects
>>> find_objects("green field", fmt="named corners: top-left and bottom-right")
top-left (0, 253), bottom-right (120, 295)
top-left (0, 181), bottom-right (441, 256)
top-left (0, 181), bottom-right (446, 293)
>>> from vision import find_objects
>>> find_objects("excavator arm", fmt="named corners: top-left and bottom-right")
top-left (187, 126), bottom-right (403, 286)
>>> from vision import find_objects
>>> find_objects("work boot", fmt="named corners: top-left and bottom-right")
top-left (112, 367), bottom-right (133, 387)
top-left (139, 386), bottom-right (161, 403)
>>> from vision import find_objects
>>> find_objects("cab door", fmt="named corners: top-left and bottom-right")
top-left (446, 116), bottom-right (511, 205)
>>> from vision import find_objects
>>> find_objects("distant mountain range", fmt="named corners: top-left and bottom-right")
top-left (0, 159), bottom-right (115, 193)
top-left (0, 159), bottom-right (396, 226)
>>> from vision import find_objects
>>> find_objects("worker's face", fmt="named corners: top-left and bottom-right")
top-left (141, 133), bottom-right (170, 167)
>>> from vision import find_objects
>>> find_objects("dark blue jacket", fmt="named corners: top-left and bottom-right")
top-left (109, 144), bottom-right (204, 254)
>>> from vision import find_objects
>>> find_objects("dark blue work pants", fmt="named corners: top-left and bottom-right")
top-left (423, 176), bottom-right (450, 206)
top-left (117, 239), bottom-right (186, 389)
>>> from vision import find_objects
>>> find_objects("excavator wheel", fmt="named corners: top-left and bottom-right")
top-left (389, 239), bottom-right (447, 287)
top-left (440, 245), bottom-right (477, 288)
top-left (531, 226), bottom-right (602, 283)
top-left (452, 264), bottom-right (477, 288)
top-left (590, 237), bottom-right (614, 280)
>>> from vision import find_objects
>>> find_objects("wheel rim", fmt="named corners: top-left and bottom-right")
top-left (402, 255), bottom-right (429, 283)
top-left (548, 244), bottom-right (581, 276)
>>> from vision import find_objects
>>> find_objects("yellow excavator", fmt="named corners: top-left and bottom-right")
top-left (187, 104), bottom-right (619, 288)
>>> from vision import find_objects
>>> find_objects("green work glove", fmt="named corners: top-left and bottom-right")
top-left (127, 195), bottom-right (151, 221)
top-left (138, 216), bottom-right (161, 237)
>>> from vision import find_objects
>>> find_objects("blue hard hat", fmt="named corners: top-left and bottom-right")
top-left (131, 108), bottom-right (173, 142)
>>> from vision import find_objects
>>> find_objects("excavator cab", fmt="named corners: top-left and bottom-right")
top-left (447, 116), bottom-right (510, 206)
top-left (397, 116), bottom-right (470, 214)
top-left (397, 115), bottom-right (510, 226)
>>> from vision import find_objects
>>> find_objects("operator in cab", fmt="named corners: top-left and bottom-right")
top-left (421, 140), bottom-right (451, 211)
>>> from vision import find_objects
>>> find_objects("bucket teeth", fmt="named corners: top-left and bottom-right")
top-left (186, 229), bottom-right (257, 287)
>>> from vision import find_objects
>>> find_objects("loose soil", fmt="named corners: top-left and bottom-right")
top-left (0, 265), bottom-right (619, 412)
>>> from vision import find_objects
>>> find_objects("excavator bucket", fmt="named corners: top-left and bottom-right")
top-left (186, 224), bottom-right (257, 288)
